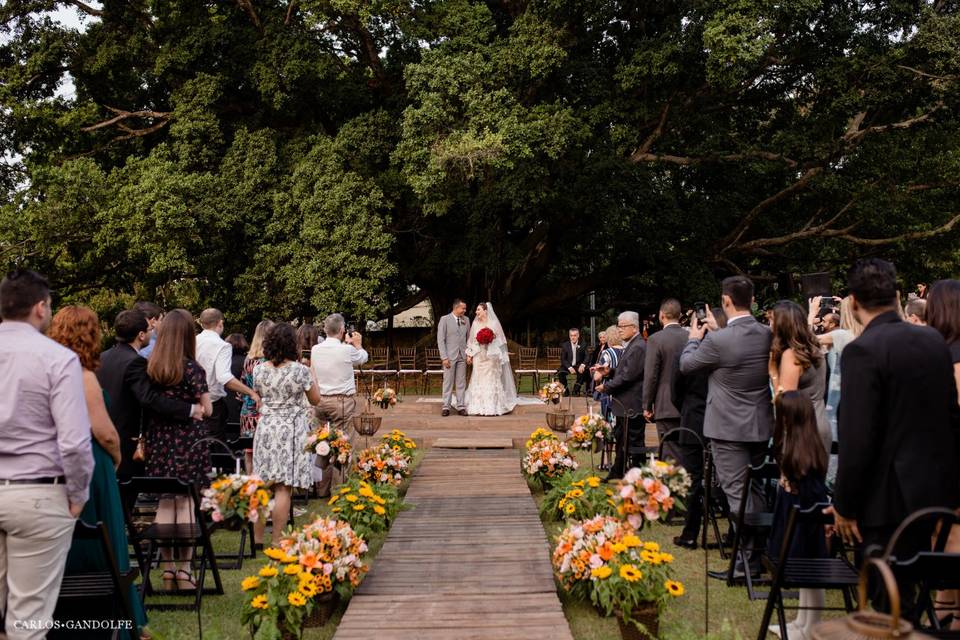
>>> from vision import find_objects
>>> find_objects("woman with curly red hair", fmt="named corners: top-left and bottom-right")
top-left (48, 305), bottom-right (149, 639)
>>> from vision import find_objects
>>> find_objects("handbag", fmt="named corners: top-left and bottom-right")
top-left (132, 431), bottom-right (146, 462)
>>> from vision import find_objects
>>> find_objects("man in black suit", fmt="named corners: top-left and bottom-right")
top-left (596, 312), bottom-right (646, 480)
top-left (97, 309), bottom-right (202, 479)
top-left (830, 259), bottom-right (959, 610)
top-left (558, 328), bottom-right (588, 396)
top-left (642, 298), bottom-right (688, 465)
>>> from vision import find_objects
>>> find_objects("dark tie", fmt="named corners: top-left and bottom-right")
top-left (457, 317), bottom-right (462, 327)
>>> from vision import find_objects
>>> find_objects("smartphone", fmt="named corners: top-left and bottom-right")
top-left (301, 349), bottom-right (311, 361)
top-left (694, 302), bottom-right (707, 321)
top-left (345, 323), bottom-right (356, 338)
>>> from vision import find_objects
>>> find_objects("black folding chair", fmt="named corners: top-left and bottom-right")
top-left (52, 521), bottom-right (139, 639)
top-left (757, 501), bottom-right (858, 640)
top-left (879, 507), bottom-right (960, 635)
top-left (727, 460), bottom-right (779, 598)
top-left (703, 446), bottom-right (731, 558)
top-left (608, 397), bottom-right (651, 474)
top-left (120, 477), bottom-right (223, 639)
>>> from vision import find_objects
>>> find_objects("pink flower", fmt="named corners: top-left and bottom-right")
top-left (211, 510), bottom-right (223, 522)
top-left (249, 509), bottom-right (259, 523)
top-left (323, 563), bottom-right (333, 575)
top-left (619, 485), bottom-right (635, 499)
top-left (627, 514), bottom-right (642, 528)
top-left (589, 554), bottom-right (603, 569)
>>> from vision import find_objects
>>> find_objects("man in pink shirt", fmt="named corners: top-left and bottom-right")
top-left (0, 270), bottom-right (94, 640)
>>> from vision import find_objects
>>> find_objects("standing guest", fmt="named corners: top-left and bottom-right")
top-left (820, 312), bottom-right (841, 333)
top-left (558, 328), bottom-right (588, 396)
top-left (905, 297), bottom-right (927, 326)
top-left (670, 306), bottom-right (727, 549)
top-left (296, 323), bottom-right (320, 366)
top-left (224, 332), bottom-right (249, 435)
top-left (145, 309), bottom-right (213, 592)
top-left (588, 330), bottom-right (608, 395)
top-left (310, 314), bottom-right (367, 496)
top-left (134, 301), bottom-right (164, 358)
top-left (595, 312), bottom-right (646, 480)
top-left (437, 299), bottom-right (470, 416)
top-left (766, 392), bottom-right (829, 639)
top-left (829, 259), bottom-right (959, 615)
top-left (642, 299), bottom-right (688, 464)
top-left (592, 325), bottom-right (624, 419)
top-left (241, 320), bottom-right (274, 474)
top-left (49, 306), bottom-right (148, 639)
top-left (98, 309), bottom-right (201, 480)
top-left (253, 323), bottom-right (322, 546)
top-left (922, 279), bottom-right (960, 629)
top-left (680, 276), bottom-right (773, 579)
top-left (195, 308), bottom-right (259, 441)
top-left (769, 301), bottom-right (830, 455)
top-left (0, 270), bottom-right (94, 640)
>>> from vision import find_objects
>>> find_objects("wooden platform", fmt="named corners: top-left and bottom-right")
top-left (334, 446), bottom-right (574, 640)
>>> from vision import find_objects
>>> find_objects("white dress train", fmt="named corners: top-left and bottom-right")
top-left (463, 308), bottom-right (518, 416)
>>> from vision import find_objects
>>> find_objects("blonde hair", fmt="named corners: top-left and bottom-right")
top-left (839, 296), bottom-right (864, 337)
top-left (604, 324), bottom-right (623, 347)
top-left (248, 320), bottom-right (274, 359)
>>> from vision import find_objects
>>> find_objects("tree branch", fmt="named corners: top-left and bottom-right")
top-left (630, 150), bottom-right (798, 168)
top-left (81, 107), bottom-right (172, 133)
top-left (630, 98), bottom-right (673, 159)
top-left (842, 102), bottom-right (944, 146)
top-left (234, 0), bottom-right (263, 34)
top-left (285, 0), bottom-right (298, 25)
top-left (838, 213), bottom-right (960, 246)
top-left (897, 65), bottom-right (958, 82)
top-left (64, 0), bottom-right (102, 17)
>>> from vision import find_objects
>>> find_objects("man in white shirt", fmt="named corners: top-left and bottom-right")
top-left (195, 308), bottom-right (259, 440)
top-left (310, 313), bottom-right (367, 496)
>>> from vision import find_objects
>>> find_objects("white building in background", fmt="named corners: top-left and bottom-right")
top-left (367, 299), bottom-right (434, 332)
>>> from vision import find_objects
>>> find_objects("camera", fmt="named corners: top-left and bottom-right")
top-left (345, 323), bottom-right (356, 338)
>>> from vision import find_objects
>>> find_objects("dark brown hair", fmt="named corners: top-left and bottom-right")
top-left (147, 309), bottom-right (196, 386)
top-left (296, 323), bottom-right (319, 354)
top-left (774, 391), bottom-right (827, 483)
top-left (721, 275), bottom-right (754, 311)
top-left (771, 301), bottom-right (823, 371)
top-left (264, 322), bottom-right (298, 366)
top-left (927, 280), bottom-right (960, 346)
top-left (0, 270), bottom-right (50, 320)
top-left (49, 306), bottom-right (101, 371)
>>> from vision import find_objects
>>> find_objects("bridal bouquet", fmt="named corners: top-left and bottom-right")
top-left (522, 438), bottom-right (578, 486)
top-left (201, 474), bottom-right (273, 526)
top-left (354, 444), bottom-right (410, 486)
top-left (476, 327), bottom-right (495, 346)
top-left (372, 387), bottom-right (398, 409)
top-left (305, 422), bottom-right (352, 465)
top-left (538, 381), bottom-right (566, 404)
top-left (613, 461), bottom-right (691, 529)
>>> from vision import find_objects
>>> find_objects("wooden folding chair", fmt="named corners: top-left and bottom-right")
top-left (514, 347), bottom-right (539, 392)
top-left (538, 347), bottom-right (562, 385)
top-left (396, 347), bottom-right (421, 396)
top-left (422, 348), bottom-right (445, 394)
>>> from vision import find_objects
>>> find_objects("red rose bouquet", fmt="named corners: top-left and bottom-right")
top-left (476, 327), bottom-right (495, 345)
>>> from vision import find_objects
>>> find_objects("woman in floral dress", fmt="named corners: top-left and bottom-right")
top-left (240, 319), bottom-right (273, 472)
top-left (252, 322), bottom-right (321, 545)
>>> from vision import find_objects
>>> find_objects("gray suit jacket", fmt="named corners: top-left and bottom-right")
top-left (437, 313), bottom-right (470, 362)
top-left (604, 335), bottom-right (646, 417)
top-left (678, 315), bottom-right (773, 442)
top-left (642, 324), bottom-right (688, 421)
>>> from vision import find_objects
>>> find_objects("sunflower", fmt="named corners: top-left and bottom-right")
top-left (250, 594), bottom-right (269, 610)
top-left (283, 564), bottom-right (302, 575)
top-left (287, 592), bottom-right (307, 607)
top-left (611, 542), bottom-right (627, 554)
top-left (587, 477), bottom-right (601, 488)
top-left (280, 554), bottom-right (298, 564)
top-left (339, 486), bottom-right (351, 494)
top-left (564, 503), bottom-right (576, 515)
top-left (358, 486), bottom-right (375, 498)
top-left (328, 495), bottom-right (340, 505)
top-left (643, 541), bottom-right (660, 552)
top-left (658, 552), bottom-right (675, 563)
top-left (264, 547), bottom-right (286, 561)
top-left (590, 566), bottom-right (612, 579)
top-left (640, 550), bottom-right (661, 564)
top-left (619, 564), bottom-right (643, 582)
top-left (240, 576), bottom-right (260, 591)
top-left (345, 494), bottom-right (359, 503)
top-left (259, 566), bottom-right (279, 578)
top-left (372, 496), bottom-right (386, 505)
top-left (299, 580), bottom-right (319, 597)
top-left (665, 580), bottom-right (685, 596)
top-left (373, 505), bottom-right (386, 515)
top-left (353, 504), bottom-right (365, 511)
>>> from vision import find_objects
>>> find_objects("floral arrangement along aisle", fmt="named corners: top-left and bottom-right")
top-left (354, 444), bottom-right (411, 486)
top-left (538, 380), bottom-right (565, 404)
top-left (201, 474), bottom-right (273, 527)
top-left (241, 518), bottom-right (368, 638)
top-left (525, 427), bottom-right (558, 449)
top-left (372, 387), bottom-right (398, 409)
top-left (304, 422), bottom-right (352, 466)
top-left (522, 437), bottom-right (578, 489)
top-left (541, 472), bottom-right (615, 521)
top-left (380, 429), bottom-right (417, 461)
top-left (327, 477), bottom-right (402, 537)
top-left (571, 413), bottom-right (613, 445)
top-left (552, 515), bottom-right (684, 640)
top-left (613, 460), bottom-right (692, 529)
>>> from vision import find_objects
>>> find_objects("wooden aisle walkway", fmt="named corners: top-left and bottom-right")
top-left (334, 445), bottom-right (574, 640)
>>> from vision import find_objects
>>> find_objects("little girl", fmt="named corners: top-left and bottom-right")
top-left (767, 391), bottom-right (829, 640)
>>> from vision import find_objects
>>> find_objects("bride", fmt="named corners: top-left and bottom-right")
top-left (464, 302), bottom-right (518, 416)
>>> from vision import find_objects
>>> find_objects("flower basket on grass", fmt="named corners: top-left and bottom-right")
top-left (522, 438), bottom-right (578, 490)
top-left (613, 460), bottom-right (692, 529)
top-left (538, 381), bottom-right (566, 405)
top-left (200, 474), bottom-right (273, 530)
top-left (354, 444), bottom-right (411, 486)
top-left (540, 472), bottom-right (616, 521)
top-left (380, 429), bottom-right (417, 461)
top-left (327, 477), bottom-right (402, 538)
top-left (304, 422), bottom-right (352, 468)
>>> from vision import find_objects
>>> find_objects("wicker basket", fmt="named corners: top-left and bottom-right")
top-left (352, 413), bottom-right (382, 437)
top-left (615, 602), bottom-right (660, 640)
top-left (304, 591), bottom-right (338, 628)
top-left (545, 411), bottom-right (575, 433)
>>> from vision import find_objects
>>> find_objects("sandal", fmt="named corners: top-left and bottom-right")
top-left (160, 570), bottom-right (176, 592)
top-left (175, 569), bottom-right (197, 591)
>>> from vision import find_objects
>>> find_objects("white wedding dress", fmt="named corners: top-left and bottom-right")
top-left (464, 303), bottom-right (518, 416)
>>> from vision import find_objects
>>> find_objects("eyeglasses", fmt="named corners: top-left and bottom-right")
top-left (617, 324), bottom-right (637, 329)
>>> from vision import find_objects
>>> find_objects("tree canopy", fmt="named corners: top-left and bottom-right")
top-left (3, 0), bottom-right (960, 330)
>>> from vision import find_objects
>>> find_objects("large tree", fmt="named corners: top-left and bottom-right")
top-left (2, 0), bottom-right (960, 330)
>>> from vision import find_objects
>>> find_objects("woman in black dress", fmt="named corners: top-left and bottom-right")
top-left (145, 308), bottom-right (212, 591)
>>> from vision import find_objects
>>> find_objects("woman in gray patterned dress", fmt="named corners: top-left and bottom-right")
top-left (252, 322), bottom-right (321, 545)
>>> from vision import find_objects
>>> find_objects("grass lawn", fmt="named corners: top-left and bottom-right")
top-left (533, 448), bottom-right (848, 640)
top-left (144, 448), bottom-right (423, 640)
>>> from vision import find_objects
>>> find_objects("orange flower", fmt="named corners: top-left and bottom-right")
top-left (299, 552), bottom-right (321, 572)
top-left (598, 542), bottom-right (614, 561)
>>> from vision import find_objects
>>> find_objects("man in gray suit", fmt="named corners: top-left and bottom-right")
top-left (596, 311), bottom-right (646, 480)
top-left (437, 299), bottom-right (470, 416)
top-left (642, 298), bottom-right (688, 466)
top-left (679, 276), bottom-right (772, 577)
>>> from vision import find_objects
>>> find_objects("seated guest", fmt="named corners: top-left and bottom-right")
top-left (49, 306), bottom-right (148, 639)
top-left (830, 259), bottom-right (959, 616)
top-left (145, 309), bottom-right (213, 592)
top-left (196, 308), bottom-right (259, 441)
top-left (558, 327), bottom-right (588, 396)
top-left (905, 297), bottom-right (927, 326)
top-left (766, 391), bottom-right (829, 639)
top-left (98, 309), bottom-right (201, 480)
top-left (0, 270), bottom-right (94, 640)
top-left (134, 301), bottom-right (164, 358)
top-left (253, 323), bottom-right (322, 545)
